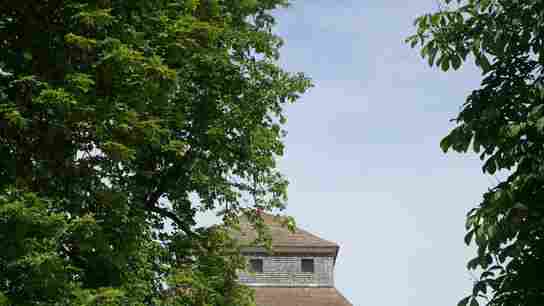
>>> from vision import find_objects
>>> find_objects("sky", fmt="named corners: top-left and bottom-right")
top-left (269, 1), bottom-right (495, 306)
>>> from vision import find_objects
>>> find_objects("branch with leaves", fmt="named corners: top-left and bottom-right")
top-left (0, 0), bottom-right (310, 304)
top-left (409, 1), bottom-right (544, 305)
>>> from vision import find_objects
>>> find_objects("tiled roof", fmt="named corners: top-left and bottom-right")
top-left (235, 214), bottom-right (339, 256)
top-left (254, 287), bottom-right (353, 306)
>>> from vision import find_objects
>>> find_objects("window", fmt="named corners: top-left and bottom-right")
top-left (301, 258), bottom-right (314, 273)
top-left (249, 259), bottom-right (263, 273)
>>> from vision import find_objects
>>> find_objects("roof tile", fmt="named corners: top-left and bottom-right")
top-left (236, 214), bottom-right (338, 249)
top-left (254, 287), bottom-right (353, 306)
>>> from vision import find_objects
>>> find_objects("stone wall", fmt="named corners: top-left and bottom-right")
top-left (238, 254), bottom-right (334, 287)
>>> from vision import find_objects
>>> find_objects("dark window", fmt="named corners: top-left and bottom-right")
top-left (249, 259), bottom-right (263, 273)
top-left (301, 258), bottom-right (314, 273)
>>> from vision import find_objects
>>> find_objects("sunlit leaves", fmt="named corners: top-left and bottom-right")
top-left (76, 8), bottom-right (115, 28)
top-left (2, 109), bottom-right (25, 129)
top-left (1, 0), bottom-right (309, 304)
top-left (101, 141), bottom-right (136, 161)
top-left (0, 190), bottom-right (73, 304)
top-left (67, 73), bottom-right (95, 94)
top-left (65, 33), bottom-right (97, 51)
top-left (35, 88), bottom-right (78, 107)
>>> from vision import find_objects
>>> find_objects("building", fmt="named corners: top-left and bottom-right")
top-left (236, 214), bottom-right (353, 306)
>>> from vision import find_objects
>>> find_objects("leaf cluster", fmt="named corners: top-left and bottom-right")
top-left (0, 0), bottom-right (310, 304)
top-left (409, 1), bottom-right (544, 305)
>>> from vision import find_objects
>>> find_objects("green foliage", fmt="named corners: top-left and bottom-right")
top-left (0, 0), bottom-right (310, 304)
top-left (0, 190), bottom-right (74, 305)
top-left (162, 227), bottom-right (256, 306)
top-left (409, 0), bottom-right (544, 305)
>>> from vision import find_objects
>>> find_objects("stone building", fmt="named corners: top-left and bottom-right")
top-left (236, 214), bottom-right (353, 306)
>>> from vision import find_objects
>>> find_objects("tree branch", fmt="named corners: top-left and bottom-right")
top-left (144, 190), bottom-right (196, 238)
top-left (143, 149), bottom-right (199, 237)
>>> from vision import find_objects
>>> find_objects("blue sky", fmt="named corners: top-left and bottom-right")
top-left (271, 1), bottom-right (494, 305)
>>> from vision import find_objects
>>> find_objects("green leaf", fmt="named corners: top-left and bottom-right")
top-left (450, 126), bottom-right (472, 153)
top-left (508, 123), bottom-right (523, 137)
top-left (472, 135), bottom-right (481, 153)
top-left (4, 110), bottom-right (26, 129)
top-left (476, 54), bottom-right (491, 74)
top-left (480, 0), bottom-right (492, 11)
top-left (536, 117), bottom-right (544, 132)
top-left (440, 134), bottom-right (452, 153)
top-left (483, 156), bottom-right (497, 174)
top-left (528, 104), bottom-right (544, 119)
top-left (481, 271), bottom-right (495, 279)
top-left (467, 256), bottom-right (480, 270)
top-left (101, 141), bottom-right (135, 161)
top-left (431, 14), bottom-right (440, 26)
top-left (428, 47), bottom-right (438, 67)
top-left (421, 43), bottom-right (430, 58)
top-left (458, 296), bottom-right (471, 306)
top-left (451, 55), bottom-right (462, 70)
top-left (464, 230), bottom-right (474, 246)
top-left (441, 55), bottom-right (451, 71)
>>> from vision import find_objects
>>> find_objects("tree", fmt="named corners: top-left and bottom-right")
top-left (0, 0), bottom-right (311, 305)
top-left (408, 1), bottom-right (544, 305)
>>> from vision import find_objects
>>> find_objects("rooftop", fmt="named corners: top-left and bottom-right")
top-left (234, 213), bottom-right (339, 257)
top-left (254, 287), bottom-right (352, 306)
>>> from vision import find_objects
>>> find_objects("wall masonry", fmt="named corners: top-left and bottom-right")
top-left (238, 254), bottom-right (335, 287)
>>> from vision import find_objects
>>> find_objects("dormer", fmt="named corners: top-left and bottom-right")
top-left (234, 214), bottom-right (353, 306)
top-left (235, 214), bottom-right (340, 288)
